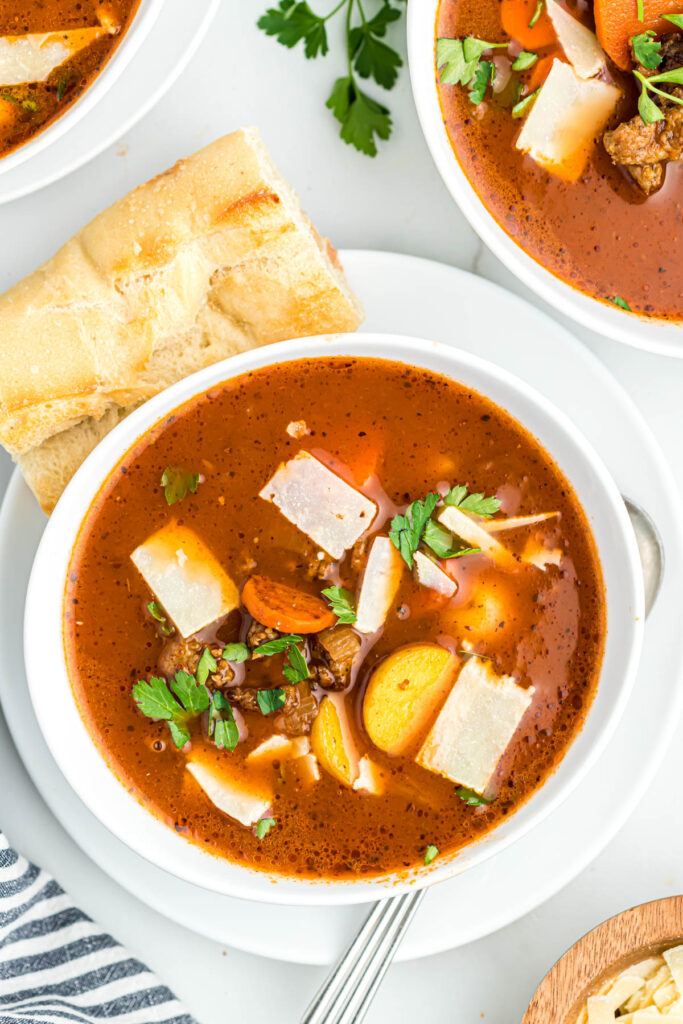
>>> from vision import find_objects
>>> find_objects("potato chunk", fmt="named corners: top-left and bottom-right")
top-left (355, 535), bottom-right (404, 633)
top-left (259, 450), bottom-right (376, 559)
top-left (417, 659), bottom-right (534, 794)
top-left (363, 643), bottom-right (458, 756)
top-left (131, 522), bottom-right (239, 638)
top-left (310, 696), bottom-right (359, 786)
top-left (186, 761), bottom-right (271, 827)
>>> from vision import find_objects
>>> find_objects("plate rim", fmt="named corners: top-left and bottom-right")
top-left (2, 248), bottom-right (682, 963)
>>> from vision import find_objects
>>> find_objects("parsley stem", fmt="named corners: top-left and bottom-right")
top-left (356, 0), bottom-right (367, 27)
top-left (635, 70), bottom-right (683, 108)
top-left (324, 0), bottom-right (348, 20)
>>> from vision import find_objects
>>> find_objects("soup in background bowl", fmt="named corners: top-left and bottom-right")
top-left (0, 0), bottom-right (162, 172)
top-left (407, 0), bottom-right (683, 355)
top-left (24, 334), bottom-right (644, 904)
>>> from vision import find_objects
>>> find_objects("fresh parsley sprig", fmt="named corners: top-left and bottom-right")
top-left (209, 691), bottom-right (240, 750)
top-left (147, 600), bottom-right (174, 636)
top-left (258, 0), bottom-right (406, 156)
top-left (256, 634), bottom-right (310, 685)
top-left (389, 492), bottom-right (440, 569)
top-left (422, 519), bottom-right (479, 561)
top-left (257, 689), bottom-right (288, 714)
top-left (444, 485), bottom-right (501, 517)
top-left (635, 66), bottom-right (683, 124)
top-left (322, 585), bottom-right (357, 624)
top-left (457, 786), bottom-right (493, 807)
top-left (436, 37), bottom-right (507, 108)
top-left (133, 670), bottom-right (209, 749)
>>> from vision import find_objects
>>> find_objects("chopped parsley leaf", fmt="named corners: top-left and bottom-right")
top-left (528, 0), bottom-right (544, 28)
top-left (283, 644), bottom-right (310, 684)
top-left (423, 519), bottom-right (480, 560)
top-left (512, 86), bottom-right (540, 118)
top-left (456, 786), bottom-right (493, 806)
top-left (636, 0), bottom-right (644, 20)
top-left (389, 492), bottom-right (440, 569)
top-left (222, 642), bottom-right (250, 663)
top-left (609, 295), bottom-right (632, 310)
top-left (209, 691), bottom-right (239, 750)
top-left (1, 91), bottom-right (38, 112)
top-left (147, 601), bottom-right (173, 636)
top-left (255, 634), bottom-right (304, 656)
top-left (196, 647), bottom-right (218, 686)
top-left (257, 688), bottom-right (287, 715)
top-left (322, 585), bottom-right (357, 624)
top-left (160, 466), bottom-right (200, 505)
top-left (133, 671), bottom-right (209, 749)
top-left (631, 30), bottom-right (662, 69)
top-left (256, 817), bottom-right (276, 839)
top-left (635, 67), bottom-right (683, 124)
top-left (662, 13), bottom-right (683, 28)
top-left (469, 60), bottom-right (495, 105)
top-left (444, 485), bottom-right (501, 517)
top-left (512, 50), bottom-right (538, 71)
top-left (424, 844), bottom-right (439, 866)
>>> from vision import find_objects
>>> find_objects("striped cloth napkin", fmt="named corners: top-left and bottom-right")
top-left (0, 832), bottom-right (195, 1024)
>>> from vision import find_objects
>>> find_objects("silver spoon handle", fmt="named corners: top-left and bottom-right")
top-left (300, 888), bottom-right (425, 1024)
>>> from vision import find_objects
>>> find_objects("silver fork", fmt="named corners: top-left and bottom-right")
top-left (300, 497), bottom-right (663, 1024)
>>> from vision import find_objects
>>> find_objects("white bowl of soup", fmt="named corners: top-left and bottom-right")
top-left (0, 0), bottom-right (164, 173)
top-left (408, 0), bottom-right (683, 356)
top-left (24, 334), bottom-right (644, 904)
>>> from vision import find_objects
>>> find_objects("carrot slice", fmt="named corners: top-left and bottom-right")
top-left (242, 575), bottom-right (336, 633)
top-left (594, 0), bottom-right (683, 69)
top-left (526, 51), bottom-right (564, 92)
top-left (501, 0), bottom-right (557, 49)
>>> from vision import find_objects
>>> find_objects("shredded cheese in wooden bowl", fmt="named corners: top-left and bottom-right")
top-left (579, 946), bottom-right (683, 1022)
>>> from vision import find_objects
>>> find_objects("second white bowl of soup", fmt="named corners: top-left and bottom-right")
top-left (24, 334), bottom-right (643, 904)
top-left (408, 0), bottom-right (683, 356)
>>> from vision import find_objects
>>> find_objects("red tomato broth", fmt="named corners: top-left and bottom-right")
top-left (436, 0), bottom-right (683, 319)
top-left (64, 357), bottom-right (605, 879)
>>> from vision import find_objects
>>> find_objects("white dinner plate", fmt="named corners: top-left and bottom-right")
top-left (1, 250), bottom-right (681, 965)
top-left (0, 0), bottom-right (219, 205)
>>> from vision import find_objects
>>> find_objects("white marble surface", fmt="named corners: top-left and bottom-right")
top-left (2, 3), bottom-right (683, 1022)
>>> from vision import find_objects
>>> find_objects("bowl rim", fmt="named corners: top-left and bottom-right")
top-left (0, 0), bottom-right (165, 178)
top-left (406, 0), bottom-right (683, 357)
top-left (23, 332), bottom-right (645, 905)
top-left (522, 895), bottom-right (683, 1023)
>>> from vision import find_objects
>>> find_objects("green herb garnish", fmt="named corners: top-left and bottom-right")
top-left (528, 0), bottom-right (544, 28)
top-left (133, 671), bottom-right (209, 749)
top-left (257, 688), bottom-right (287, 714)
top-left (469, 60), bottom-right (495, 104)
top-left (389, 492), bottom-right (440, 569)
top-left (160, 466), bottom-right (200, 505)
top-left (437, 36), bottom-right (507, 107)
top-left (1, 91), bottom-right (38, 112)
top-left (283, 644), bottom-right (310, 684)
top-left (255, 634), bottom-right (305, 656)
top-left (424, 844), bottom-right (439, 866)
top-left (56, 75), bottom-right (72, 101)
top-left (256, 817), bottom-right (277, 839)
top-left (196, 647), bottom-right (218, 686)
top-left (258, 0), bottom-right (405, 156)
top-left (147, 600), bottom-right (173, 636)
top-left (456, 786), bottom-right (493, 806)
top-left (632, 30), bottom-right (662, 69)
top-left (458, 649), bottom-right (492, 661)
top-left (662, 13), bottom-right (683, 28)
top-left (423, 519), bottom-right (480, 560)
top-left (512, 86), bottom-right (540, 118)
top-left (209, 691), bottom-right (240, 750)
top-left (512, 50), bottom-right (538, 71)
top-left (635, 66), bottom-right (683, 123)
top-left (321, 585), bottom-right (357, 624)
top-left (444, 485), bottom-right (501, 517)
top-left (222, 642), bottom-right (250, 664)
top-left (637, 0), bottom-right (644, 20)
top-left (609, 295), bottom-right (632, 310)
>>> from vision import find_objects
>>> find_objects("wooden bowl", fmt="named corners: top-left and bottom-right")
top-left (523, 896), bottom-right (683, 1023)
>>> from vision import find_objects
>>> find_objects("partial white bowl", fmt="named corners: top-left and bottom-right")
top-left (0, 0), bottom-right (165, 177)
top-left (24, 333), bottom-right (644, 905)
top-left (407, 0), bottom-right (683, 357)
